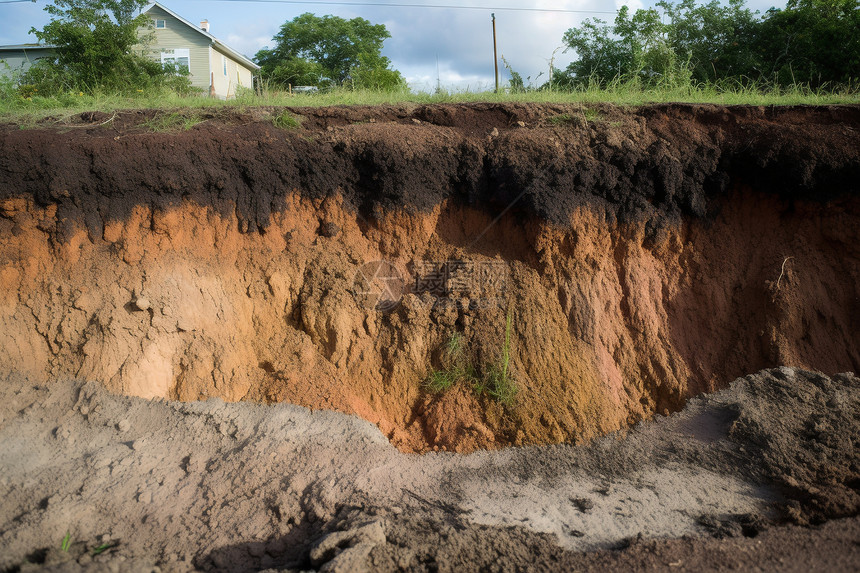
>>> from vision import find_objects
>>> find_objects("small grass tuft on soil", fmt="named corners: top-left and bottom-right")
top-left (142, 110), bottom-right (205, 132)
top-left (272, 110), bottom-right (302, 129)
top-left (425, 312), bottom-right (518, 407)
top-left (425, 332), bottom-right (476, 394)
top-left (547, 108), bottom-right (603, 127)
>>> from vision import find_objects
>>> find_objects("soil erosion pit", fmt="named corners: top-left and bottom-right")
top-left (0, 102), bottom-right (857, 453)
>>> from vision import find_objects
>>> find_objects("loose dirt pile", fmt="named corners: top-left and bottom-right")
top-left (0, 103), bottom-right (858, 453)
top-left (0, 367), bottom-right (857, 571)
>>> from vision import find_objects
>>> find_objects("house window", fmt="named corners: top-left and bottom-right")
top-left (154, 19), bottom-right (166, 29)
top-left (222, 55), bottom-right (227, 76)
top-left (161, 48), bottom-right (190, 73)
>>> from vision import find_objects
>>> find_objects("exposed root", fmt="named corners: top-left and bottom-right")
top-left (775, 256), bottom-right (794, 292)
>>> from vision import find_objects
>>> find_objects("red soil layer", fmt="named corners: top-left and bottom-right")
top-left (0, 103), bottom-right (857, 453)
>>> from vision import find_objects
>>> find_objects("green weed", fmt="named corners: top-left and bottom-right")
top-left (91, 540), bottom-right (118, 555)
top-left (425, 310), bottom-right (518, 407)
top-left (488, 309), bottom-right (516, 406)
top-left (60, 532), bottom-right (71, 552)
top-left (272, 110), bottom-right (302, 129)
top-left (142, 110), bottom-right (204, 132)
top-left (583, 108), bottom-right (603, 122)
top-left (424, 332), bottom-right (476, 393)
top-left (547, 113), bottom-right (576, 126)
top-left (425, 369), bottom-right (456, 393)
top-left (470, 309), bottom-right (517, 407)
top-left (547, 107), bottom-right (604, 127)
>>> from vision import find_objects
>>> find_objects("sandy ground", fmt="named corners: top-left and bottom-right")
top-left (1, 366), bottom-right (857, 572)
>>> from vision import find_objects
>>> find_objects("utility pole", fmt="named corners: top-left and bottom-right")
top-left (492, 13), bottom-right (499, 93)
top-left (436, 53), bottom-right (441, 94)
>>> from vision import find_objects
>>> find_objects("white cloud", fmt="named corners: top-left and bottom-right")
top-left (405, 64), bottom-right (496, 93)
top-left (225, 33), bottom-right (273, 60)
top-left (621, 0), bottom-right (645, 11)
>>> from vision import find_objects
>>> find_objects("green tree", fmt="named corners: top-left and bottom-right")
top-left (560, 12), bottom-right (633, 85)
top-left (25, 0), bottom-right (188, 94)
top-left (658, 0), bottom-right (761, 83)
top-left (254, 50), bottom-right (324, 87)
top-left (757, 0), bottom-right (860, 86)
top-left (256, 13), bottom-right (404, 89)
top-left (347, 52), bottom-right (405, 91)
top-left (560, 6), bottom-right (684, 87)
top-left (560, 0), bottom-right (858, 89)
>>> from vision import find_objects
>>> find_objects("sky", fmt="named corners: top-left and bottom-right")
top-left (0, 0), bottom-right (784, 92)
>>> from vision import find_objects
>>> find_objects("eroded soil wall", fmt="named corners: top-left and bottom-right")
top-left (1, 103), bottom-right (858, 452)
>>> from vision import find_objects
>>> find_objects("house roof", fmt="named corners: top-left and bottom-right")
top-left (0, 44), bottom-right (55, 51)
top-left (142, 2), bottom-right (260, 71)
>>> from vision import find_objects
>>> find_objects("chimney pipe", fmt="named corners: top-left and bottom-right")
top-left (200, 20), bottom-right (210, 32)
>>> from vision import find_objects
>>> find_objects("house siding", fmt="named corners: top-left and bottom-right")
top-left (141, 5), bottom-right (211, 92)
top-left (0, 47), bottom-right (55, 74)
top-left (209, 46), bottom-right (255, 98)
top-left (1, 3), bottom-right (257, 98)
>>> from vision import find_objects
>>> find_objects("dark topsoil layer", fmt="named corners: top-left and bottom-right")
top-left (1, 103), bottom-right (858, 238)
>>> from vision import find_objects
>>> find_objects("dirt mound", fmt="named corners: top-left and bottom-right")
top-left (723, 368), bottom-right (860, 524)
top-left (0, 103), bottom-right (858, 453)
top-left (0, 368), bottom-right (857, 571)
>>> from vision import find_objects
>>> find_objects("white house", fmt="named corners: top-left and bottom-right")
top-left (0, 2), bottom-right (260, 99)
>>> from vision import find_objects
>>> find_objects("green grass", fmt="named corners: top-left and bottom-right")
top-left (91, 540), bottom-right (118, 556)
top-left (425, 310), bottom-right (518, 407)
top-left (1, 79), bottom-right (857, 125)
top-left (56, 531), bottom-right (117, 557)
top-left (272, 110), bottom-right (302, 129)
top-left (60, 532), bottom-right (72, 552)
top-left (142, 110), bottom-right (205, 132)
top-left (425, 369), bottom-right (458, 393)
top-left (547, 113), bottom-right (578, 126)
top-left (547, 108), bottom-right (603, 126)
top-left (424, 332), bottom-right (476, 394)
top-left (470, 309), bottom-right (517, 407)
top-left (491, 309), bottom-right (516, 406)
